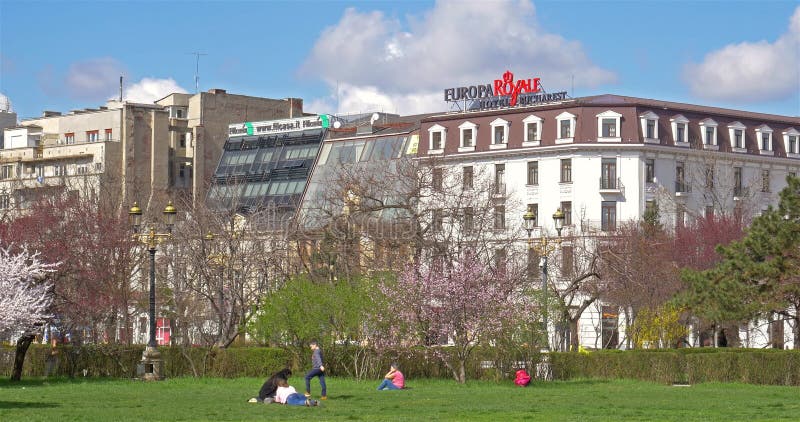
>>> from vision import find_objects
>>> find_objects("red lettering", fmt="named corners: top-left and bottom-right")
top-left (532, 78), bottom-right (541, 93)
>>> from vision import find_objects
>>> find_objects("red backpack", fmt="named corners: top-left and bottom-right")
top-left (514, 369), bottom-right (531, 387)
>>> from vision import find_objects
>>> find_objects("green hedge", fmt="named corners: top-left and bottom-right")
top-left (3, 345), bottom-right (798, 385)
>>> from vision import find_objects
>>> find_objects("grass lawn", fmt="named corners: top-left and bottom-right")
top-left (1, 376), bottom-right (798, 421)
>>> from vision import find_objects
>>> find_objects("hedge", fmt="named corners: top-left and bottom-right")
top-left (2, 345), bottom-right (799, 385)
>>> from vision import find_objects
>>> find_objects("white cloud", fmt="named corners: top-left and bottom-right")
top-left (684, 6), bottom-right (800, 102)
top-left (301, 0), bottom-right (615, 115)
top-left (123, 78), bottom-right (188, 104)
top-left (65, 57), bottom-right (127, 100)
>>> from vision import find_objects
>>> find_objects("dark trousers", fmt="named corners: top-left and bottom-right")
top-left (304, 368), bottom-right (326, 396)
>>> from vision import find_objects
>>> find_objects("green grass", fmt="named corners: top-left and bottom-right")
top-left (1, 377), bottom-right (798, 421)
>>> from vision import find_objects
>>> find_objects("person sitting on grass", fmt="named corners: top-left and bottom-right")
top-left (376, 363), bottom-right (405, 390)
top-left (275, 379), bottom-right (320, 406)
top-left (248, 368), bottom-right (292, 403)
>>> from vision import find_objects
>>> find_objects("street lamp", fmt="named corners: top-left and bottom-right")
top-left (129, 200), bottom-right (177, 381)
top-left (522, 208), bottom-right (565, 352)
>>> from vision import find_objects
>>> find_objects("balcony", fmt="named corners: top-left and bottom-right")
top-left (492, 182), bottom-right (506, 198)
top-left (599, 177), bottom-right (624, 195)
top-left (733, 187), bottom-right (749, 199)
top-left (675, 180), bottom-right (692, 196)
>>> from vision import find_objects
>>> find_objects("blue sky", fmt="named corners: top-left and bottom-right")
top-left (1, 0), bottom-right (798, 120)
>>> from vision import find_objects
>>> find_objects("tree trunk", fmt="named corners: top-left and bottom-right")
top-left (11, 334), bottom-right (35, 381)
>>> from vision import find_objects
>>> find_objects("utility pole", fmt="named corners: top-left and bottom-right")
top-left (188, 52), bottom-right (208, 94)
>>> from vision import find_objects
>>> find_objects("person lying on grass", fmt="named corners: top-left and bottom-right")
top-left (376, 363), bottom-right (405, 390)
top-left (248, 368), bottom-right (292, 403)
top-left (275, 379), bottom-right (320, 406)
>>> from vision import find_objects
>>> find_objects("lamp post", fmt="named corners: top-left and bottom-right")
top-left (129, 200), bottom-right (177, 381)
top-left (522, 208), bottom-right (565, 353)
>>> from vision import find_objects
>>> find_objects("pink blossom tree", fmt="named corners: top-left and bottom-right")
top-left (0, 246), bottom-right (58, 381)
top-left (380, 252), bottom-right (527, 383)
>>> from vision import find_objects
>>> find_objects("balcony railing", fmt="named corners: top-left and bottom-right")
top-left (734, 187), bottom-right (749, 198)
top-left (492, 182), bottom-right (506, 196)
top-left (675, 180), bottom-right (692, 194)
top-left (599, 177), bottom-right (624, 194)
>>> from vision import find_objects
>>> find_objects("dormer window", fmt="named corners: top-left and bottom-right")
top-left (670, 115), bottom-right (689, 147)
top-left (556, 111), bottom-right (576, 144)
top-left (755, 125), bottom-right (773, 155)
top-left (522, 114), bottom-right (543, 146)
top-left (728, 121), bottom-right (747, 153)
top-left (428, 124), bottom-right (446, 154)
top-left (489, 118), bottom-right (509, 150)
top-left (699, 118), bottom-right (718, 150)
top-left (596, 110), bottom-right (622, 142)
top-left (458, 121), bottom-right (477, 151)
top-left (639, 111), bottom-right (660, 144)
top-left (783, 128), bottom-right (800, 157)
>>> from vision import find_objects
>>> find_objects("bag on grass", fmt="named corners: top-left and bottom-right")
top-left (514, 369), bottom-right (531, 387)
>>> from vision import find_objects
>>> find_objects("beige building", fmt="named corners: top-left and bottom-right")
top-left (0, 89), bottom-right (303, 215)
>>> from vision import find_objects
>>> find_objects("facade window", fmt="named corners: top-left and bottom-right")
top-left (597, 110), bottom-right (622, 141)
top-left (54, 164), bottom-right (66, 177)
top-left (105, 128), bottom-right (112, 141)
top-left (0, 164), bottom-right (13, 180)
top-left (494, 205), bottom-right (505, 230)
top-left (676, 205), bottom-right (687, 228)
top-left (645, 159), bottom-right (655, 183)
top-left (463, 207), bottom-right (474, 232)
top-left (527, 122), bottom-right (538, 141)
top-left (65, 133), bottom-right (75, 144)
top-left (561, 244), bottom-right (574, 272)
top-left (756, 125), bottom-right (773, 152)
top-left (675, 161), bottom-right (687, 193)
top-left (0, 194), bottom-right (9, 209)
top-left (494, 247), bottom-right (507, 272)
top-left (432, 168), bottom-right (443, 191)
top-left (86, 130), bottom-right (99, 142)
top-left (705, 166), bottom-right (714, 189)
top-left (761, 170), bottom-right (770, 192)
top-left (783, 129), bottom-right (799, 155)
top-left (180, 134), bottom-right (186, 148)
top-left (490, 118), bottom-right (509, 145)
top-left (527, 203), bottom-right (539, 226)
top-left (699, 118), bottom-right (717, 148)
top-left (527, 161), bottom-right (538, 185)
top-left (601, 201), bottom-right (617, 232)
top-left (601, 158), bottom-right (617, 190)
top-left (556, 111), bottom-right (576, 142)
top-left (560, 159), bottom-right (572, 183)
top-left (639, 111), bottom-right (660, 142)
top-left (705, 205), bottom-right (715, 219)
top-left (462, 166), bottom-right (473, 190)
top-left (734, 167), bottom-right (744, 197)
top-left (728, 122), bottom-right (746, 150)
top-left (523, 115), bottom-right (543, 144)
top-left (458, 121), bottom-right (476, 149)
top-left (76, 165), bottom-right (88, 175)
top-left (95, 162), bottom-right (102, 172)
top-left (176, 109), bottom-right (183, 118)
top-left (494, 164), bottom-right (505, 195)
top-left (670, 115), bottom-right (689, 145)
top-left (735, 130), bottom-right (744, 148)
top-left (428, 124), bottom-right (446, 152)
top-left (179, 163), bottom-right (186, 178)
top-left (432, 209), bottom-right (444, 232)
top-left (560, 201), bottom-right (572, 226)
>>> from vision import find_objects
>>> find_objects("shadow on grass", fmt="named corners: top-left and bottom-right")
top-left (0, 377), bottom-right (123, 389)
top-left (533, 379), bottom-right (612, 387)
top-left (0, 401), bottom-right (61, 409)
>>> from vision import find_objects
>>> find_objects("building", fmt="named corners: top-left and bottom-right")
top-left (0, 90), bottom-right (303, 216)
top-left (418, 90), bottom-right (800, 350)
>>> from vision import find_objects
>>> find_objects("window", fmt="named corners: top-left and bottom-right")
top-left (791, 136), bottom-right (798, 153)
top-left (676, 205), bottom-right (686, 228)
top-left (705, 205), bottom-right (715, 219)
top-left (670, 115), bottom-right (689, 145)
top-left (601, 201), bottom-right (616, 231)
top-left (523, 115), bottom-right (543, 145)
top-left (734, 167), bottom-right (743, 197)
top-left (560, 201), bottom-right (572, 226)
top-left (560, 159), bottom-right (572, 183)
top-left (556, 111), bottom-right (576, 142)
top-left (601, 306), bottom-right (619, 349)
top-left (180, 134), bottom-right (186, 148)
top-left (783, 129), bottom-right (800, 155)
top-left (428, 124), bottom-right (446, 152)
top-left (65, 133), bottom-right (75, 144)
top-left (699, 118), bottom-right (717, 148)
top-left (105, 128), bottom-right (112, 141)
top-left (597, 110), bottom-right (622, 141)
top-left (756, 125), bottom-right (773, 153)
top-left (0, 194), bottom-right (9, 209)
top-left (176, 109), bottom-right (183, 118)
top-left (561, 244), bottom-right (574, 272)
top-left (76, 165), bottom-right (88, 175)
top-left (639, 111), bottom-right (660, 142)
top-left (761, 170), bottom-right (770, 192)
top-left (527, 203), bottom-right (539, 226)
top-left (601, 158), bottom-right (617, 190)
top-left (0, 165), bottom-right (13, 180)
top-left (527, 161), bottom-right (538, 185)
top-left (645, 159), bottom-right (655, 183)
top-left (179, 163), bottom-right (186, 178)
top-left (490, 118), bottom-right (509, 146)
top-left (494, 247), bottom-right (507, 272)
top-left (463, 207), bottom-right (474, 232)
top-left (86, 130), bottom-right (99, 142)
top-left (728, 122), bottom-right (746, 150)
top-left (675, 161), bottom-right (687, 193)
top-left (462, 166), bottom-right (473, 190)
top-left (54, 164), bottom-right (66, 177)
top-left (705, 166), bottom-right (714, 189)
top-left (432, 209), bottom-right (443, 232)
top-left (494, 205), bottom-right (505, 230)
top-left (458, 121), bottom-right (476, 149)
top-left (494, 164), bottom-right (505, 195)
top-left (527, 122), bottom-right (538, 141)
top-left (432, 168), bottom-right (443, 191)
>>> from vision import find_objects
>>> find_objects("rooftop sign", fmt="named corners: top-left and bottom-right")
top-left (443, 70), bottom-right (568, 111)
top-left (229, 115), bottom-right (330, 136)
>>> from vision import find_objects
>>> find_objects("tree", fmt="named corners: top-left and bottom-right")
top-left (0, 246), bottom-right (57, 381)
top-left (379, 252), bottom-right (526, 383)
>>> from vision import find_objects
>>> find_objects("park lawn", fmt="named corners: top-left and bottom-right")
top-left (1, 377), bottom-right (798, 421)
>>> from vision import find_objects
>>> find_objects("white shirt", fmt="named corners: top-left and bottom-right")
top-left (275, 385), bottom-right (297, 404)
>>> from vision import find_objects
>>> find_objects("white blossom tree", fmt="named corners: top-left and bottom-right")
top-left (0, 246), bottom-right (57, 381)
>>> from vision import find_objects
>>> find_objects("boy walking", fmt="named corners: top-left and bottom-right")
top-left (304, 341), bottom-right (327, 399)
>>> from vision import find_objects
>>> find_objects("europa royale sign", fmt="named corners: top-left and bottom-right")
top-left (443, 70), bottom-right (568, 110)
top-left (228, 115), bottom-right (330, 136)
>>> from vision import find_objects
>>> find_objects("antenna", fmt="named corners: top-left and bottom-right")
top-left (119, 75), bottom-right (123, 102)
top-left (188, 52), bottom-right (208, 94)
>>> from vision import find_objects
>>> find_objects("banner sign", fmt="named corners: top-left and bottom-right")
top-left (443, 70), bottom-right (568, 111)
top-left (229, 115), bottom-right (330, 136)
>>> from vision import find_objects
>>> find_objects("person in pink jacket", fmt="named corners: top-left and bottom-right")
top-left (377, 363), bottom-right (405, 390)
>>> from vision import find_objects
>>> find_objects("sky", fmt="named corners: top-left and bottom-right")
top-left (1, 0), bottom-right (799, 121)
